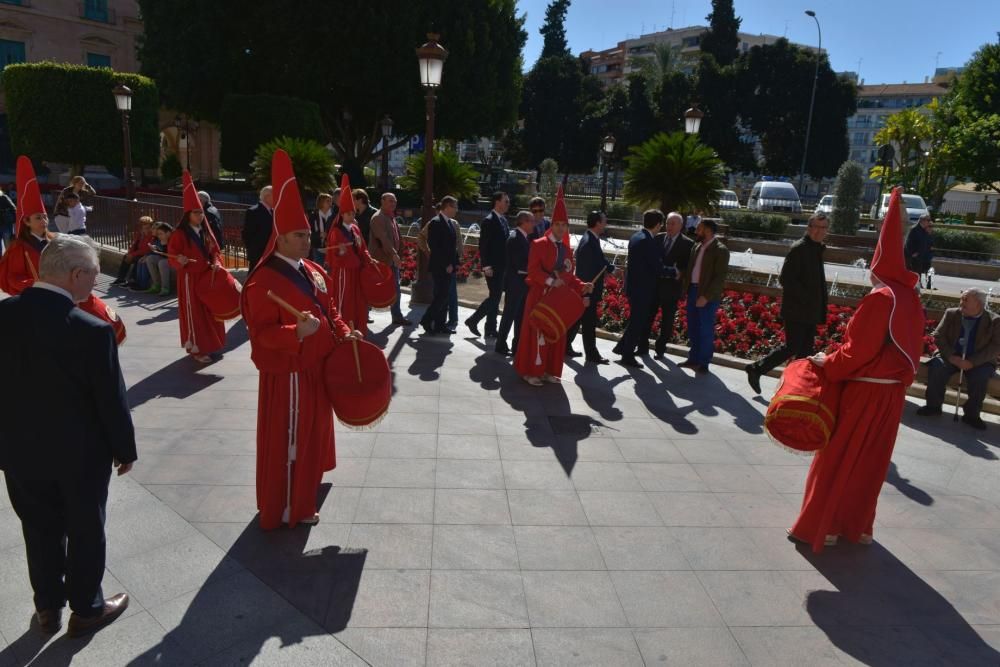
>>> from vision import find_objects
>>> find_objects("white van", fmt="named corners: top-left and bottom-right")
top-left (747, 181), bottom-right (802, 214)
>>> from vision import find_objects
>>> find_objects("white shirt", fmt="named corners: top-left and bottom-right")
top-left (691, 238), bottom-right (713, 284)
top-left (67, 203), bottom-right (87, 231)
top-left (33, 281), bottom-right (74, 303)
top-left (274, 252), bottom-right (304, 272)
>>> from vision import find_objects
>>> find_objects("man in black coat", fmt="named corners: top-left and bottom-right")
top-left (495, 211), bottom-right (536, 356)
top-left (905, 213), bottom-right (934, 288)
top-left (466, 191), bottom-right (510, 338)
top-left (420, 196), bottom-right (460, 335)
top-left (241, 185), bottom-right (273, 269)
top-left (353, 189), bottom-right (378, 245)
top-left (566, 211), bottom-right (619, 363)
top-left (198, 191), bottom-right (225, 249)
top-left (650, 211), bottom-right (694, 356)
top-left (307, 193), bottom-right (335, 263)
top-left (746, 212), bottom-right (829, 393)
top-left (0, 235), bottom-right (136, 638)
top-left (613, 209), bottom-right (666, 368)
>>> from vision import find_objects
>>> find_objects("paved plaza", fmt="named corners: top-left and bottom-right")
top-left (2, 275), bottom-right (1000, 666)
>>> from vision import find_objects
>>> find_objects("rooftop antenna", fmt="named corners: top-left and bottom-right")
top-left (935, 51), bottom-right (943, 71)
top-left (857, 57), bottom-right (862, 79)
top-left (670, 0), bottom-right (675, 28)
top-left (783, 20), bottom-right (789, 37)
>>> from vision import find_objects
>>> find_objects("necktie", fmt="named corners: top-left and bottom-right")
top-left (664, 235), bottom-right (673, 255)
top-left (298, 264), bottom-right (312, 288)
top-left (500, 214), bottom-right (509, 236)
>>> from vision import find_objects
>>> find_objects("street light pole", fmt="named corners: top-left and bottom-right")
top-left (599, 134), bottom-right (615, 213)
top-left (797, 10), bottom-right (822, 197)
top-left (380, 114), bottom-right (393, 192)
top-left (174, 114), bottom-right (199, 172)
top-left (113, 84), bottom-right (135, 199)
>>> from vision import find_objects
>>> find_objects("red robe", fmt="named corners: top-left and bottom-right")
top-left (789, 289), bottom-right (917, 552)
top-left (243, 257), bottom-right (351, 530)
top-left (326, 222), bottom-right (370, 335)
top-left (168, 224), bottom-right (226, 356)
top-left (513, 235), bottom-right (586, 379)
top-left (0, 236), bottom-right (44, 295)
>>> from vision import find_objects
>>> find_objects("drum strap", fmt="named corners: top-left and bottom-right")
top-left (184, 225), bottom-right (213, 262)
top-left (264, 257), bottom-right (334, 327)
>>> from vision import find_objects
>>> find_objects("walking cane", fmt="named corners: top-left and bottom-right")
top-left (953, 344), bottom-right (967, 422)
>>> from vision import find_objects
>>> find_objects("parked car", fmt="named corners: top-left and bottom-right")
top-left (747, 181), bottom-right (802, 214)
top-left (816, 195), bottom-right (836, 215)
top-left (870, 193), bottom-right (930, 223)
top-left (715, 189), bottom-right (740, 210)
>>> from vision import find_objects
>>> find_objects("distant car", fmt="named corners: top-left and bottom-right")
top-left (870, 193), bottom-right (930, 223)
top-left (716, 189), bottom-right (740, 210)
top-left (816, 195), bottom-right (836, 215)
top-left (747, 181), bottom-right (803, 214)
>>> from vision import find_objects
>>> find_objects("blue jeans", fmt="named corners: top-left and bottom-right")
top-left (686, 285), bottom-right (719, 367)
top-left (448, 273), bottom-right (458, 324)
top-left (391, 265), bottom-right (404, 320)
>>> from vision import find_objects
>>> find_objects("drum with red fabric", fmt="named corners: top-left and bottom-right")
top-left (323, 339), bottom-right (391, 428)
top-left (528, 285), bottom-right (585, 344)
top-left (764, 358), bottom-right (843, 453)
top-left (360, 260), bottom-right (397, 310)
top-left (79, 294), bottom-right (127, 346)
top-left (196, 267), bottom-right (243, 321)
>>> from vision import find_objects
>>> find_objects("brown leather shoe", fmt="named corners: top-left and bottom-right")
top-left (67, 593), bottom-right (129, 638)
top-left (36, 608), bottom-right (62, 634)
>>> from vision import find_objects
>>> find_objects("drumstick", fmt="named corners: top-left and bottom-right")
top-left (348, 321), bottom-right (363, 383)
top-left (266, 290), bottom-right (309, 322)
top-left (25, 252), bottom-right (39, 281)
top-left (589, 265), bottom-right (607, 285)
top-left (152, 249), bottom-right (196, 263)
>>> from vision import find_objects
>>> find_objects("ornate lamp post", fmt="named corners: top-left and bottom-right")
top-left (380, 114), bottom-right (394, 191)
top-left (599, 134), bottom-right (616, 213)
top-left (174, 114), bottom-right (200, 172)
top-left (413, 33), bottom-right (448, 304)
top-left (684, 104), bottom-right (704, 135)
top-left (112, 84), bottom-right (135, 199)
top-left (797, 10), bottom-right (822, 196)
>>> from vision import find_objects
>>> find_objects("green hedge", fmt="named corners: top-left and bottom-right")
top-left (931, 229), bottom-right (1000, 258)
top-left (220, 94), bottom-right (326, 172)
top-left (721, 211), bottom-right (789, 239)
top-left (1, 62), bottom-right (159, 168)
top-left (580, 199), bottom-right (638, 223)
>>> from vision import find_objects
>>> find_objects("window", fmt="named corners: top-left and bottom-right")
top-left (682, 36), bottom-right (700, 48)
top-left (852, 132), bottom-right (868, 145)
top-left (83, 0), bottom-right (109, 22)
top-left (87, 52), bottom-right (111, 68)
top-left (0, 39), bottom-right (26, 71)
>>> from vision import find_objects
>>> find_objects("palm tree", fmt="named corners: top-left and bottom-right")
top-left (398, 150), bottom-right (481, 203)
top-left (624, 131), bottom-right (726, 213)
top-left (628, 44), bottom-right (684, 92)
top-left (252, 136), bottom-right (336, 193)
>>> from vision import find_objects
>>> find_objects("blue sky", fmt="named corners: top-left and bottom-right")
top-left (517, 0), bottom-right (998, 84)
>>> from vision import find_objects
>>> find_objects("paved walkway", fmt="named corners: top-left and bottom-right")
top-left (2, 276), bottom-right (1000, 666)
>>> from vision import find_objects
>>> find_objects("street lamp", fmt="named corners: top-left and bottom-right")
top-left (112, 83), bottom-right (135, 199)
top-left (173, 114), bottom-right (200, 172)
top-left (684, 104), bottom-right (704, 135)
top-left (797, 10), bottom-right (822, 197)
top-left (599, 134), bottom-right (616, 213)
top-left (380, 114), bottom-right (394, 191)
top-left (413, 32), bottom-right (448, 304)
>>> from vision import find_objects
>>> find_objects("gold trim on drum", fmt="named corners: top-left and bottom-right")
top-left (769, 394), bottom-right (836, 423)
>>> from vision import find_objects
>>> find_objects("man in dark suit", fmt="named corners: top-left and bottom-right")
top-left (650, 211), bottom-right (694, 356)
top-left (306, 192), bottom-right (335, 263)
top-left (495, 211), bottom-right (536, 356)
top-left (241, 185), bottom-right (273, 269)
top-left (612, 209), bottom-right (666, 368)
top-left (198, 191), bottom-right (225, 249)
top-left (466, 191), bottom-right (510, 338)
top-left (353, 189), bottom-right (378, 245)
top-left (420, 196), bottom-right (460, 335)
top-left (0, 235), bottom-right (136, 638)
top-left (566, 211), bottom-right (620, 363)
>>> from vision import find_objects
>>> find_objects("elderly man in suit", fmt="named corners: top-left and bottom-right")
top-left (917, 288), bottom-right (1000, 430)
top-left (466, 191), bottom-right (510, 338)
top-left (370, 192), bottom-right (410, 326)
top-left (242, 185), bottom-right (273, 269)
top-left (495, 211), bottom-right (536, 356)
top-left (0, 235), bottom-right (136, 637)
top-left (420, 196), bottom-right (460, 335)
top-left (613, 209), bottom-right (666, 368)
top-left (566, 210), bottom-right (620, 363)
top-left (681, 218), bottom-right (730, 374)
top-left (650, 211), bottom-right (694, 356)
top-left (197, 190), bottom-right (224, 248)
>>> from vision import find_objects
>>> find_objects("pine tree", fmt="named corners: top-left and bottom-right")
top-left (700, 0), bottom-right (741, 67)
top-left (539, 0), bottom-right (572, 59)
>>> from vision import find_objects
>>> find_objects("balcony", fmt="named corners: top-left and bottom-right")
top-left (80, 1), bottom-right (116, 24)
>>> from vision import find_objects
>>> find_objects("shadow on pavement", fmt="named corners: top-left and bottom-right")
top-left (902, 407), bottom-right (999, 461)
top-left (406, 334), bottom-right (453, 382)
top-left (0, 617), bottom-right (95, 667)
top-left (886, 462), bottom-right (934, 506)
top-left (126, 357), bottom-right (224, 410)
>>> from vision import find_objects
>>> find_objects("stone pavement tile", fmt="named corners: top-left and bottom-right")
top-left (389, 394), bottom-right (442, 414)
top-left (320, 487), bottom-right (364, 525)
top-left (530, 628), bottom-right (643, 667)
top-left (346, 524), bottom-right (433, 569)
top-left (145, 483), bottom-right (213, 520)
top-left (324, 457), bottom-right (371, 487)
top-left (876, 493), bottom-right (1000, 531)
top-left (354, 488), bottom-right (434, 524)
top-left (426, 629), bottom-right (535, 667)
top-left (630, 462), bottom-right (708, 492)
top-left (563, 437), bottom-right (625, 462)
top-left (507, 490), bottom-right (589, 526)
top-left (0, 509), bottom-right (22, 553)
top-left (891, 527), bottom-right (1000, 570)
top-left (752, 464), bottom-right (809, 494)
top-left (577, 491), bottom-right (663, 527)
top-left (649, 492), bottom-right (739, 527)
top-left (728, 438), bottom-right (809, 466)
top-left (437, 434), bottom-right (500, 460)
top-left (392, 377), bottom-right (442, 396)
top-left (335, 432), bottom-right (376, 458)
top-left (613, 438), bottom-right (686, 463)
top-left (672, 527), bottom-right (770, 570)
top-left (715, 492), bottom-right (799, 528)
top-left (365, 458), bottom-right (437, 488)
top-left (513, 526), bottom-right (605, 570)
top-left (134, 427), bottom-right (256, 456)
top-left (337, 569), bottom-right (430, 629)
top-left (434, 489), bottom-right (511, 525)
top-left (491, 396), bottom-right (547, 417)
top-left (185, 485), bottom-right (259, 523)
top-left (730, 626), bottom-right (844, 667)
top-left (130, 452), bottom-right (256, 486)
top-left (208, 616), bottom-right (366, 666)
top-left (374, 412), bottom-right (439, 434)
top-left (570, 462), bottom-right (641, 491)
top-left (435, 459), bottom-right (505, 489)
top-left (521, 571), bottom-right (628, 628)
top-left (611, 570), bottom-right (724, 627)
top-left (921, 625), bottom-right (1000, 666)
top-left (691, 463), bottom-right (778, 494)
top-left (592, 527), bottom-right (690, 570)
top-left (105, 479), bottom-right (201, 562)
top-left (495, 414), bottom-right (554, 438)
top-left (633, 627), bottom-right (749, 666)
top-left (502, 460), bottom-right (575, 490)
top-left (697, 570), bottom-right (812, 626)
top-left (371, 433), bottom-right (437, 459)
top-left (441, 394), bottom-right (494, 414)
top-left (741, 528), bottom-right (822, 571)
top-left (674, 439), bottom-right (748, 464)
top-left (439, 413), bottom-right (497, 436)
top-left (0, 477), bottom-right (9, 511)
top-left (600, 417), bottom-right (666, 439)
top-left (918, 570), bottom-right (1000, 625)
top-left (429, 570), bottom-right (529, 628)
top-left (816, 626), bottom-right (946, 666)
top-left (498, 437), bottom-right (565, 462)
top-left (891, 452), bottom-right (961, 491)
top-left (334, 628), bottom-right (427, 667)
top-left (947, 458), bottom-right (1000, 506)
top-left (432, 525), bottom-right (519, 570)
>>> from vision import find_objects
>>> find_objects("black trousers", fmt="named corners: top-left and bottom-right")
top-left (469, 272), bottom-right (505, 334)
top-left (650, 292), bottom-right (681, 350)
top-left (566, 292), bottom-right (601, 358)
top-left (752, 321), bottom-right (817, 375)
top-left (496, 281), bottom-right (527, 352)
top-left (925, 357), bottom-right (995, 417)
top-left (421, 269), bottom-right (452, 331)
top-left (5, 467), bottom-right (111, 616)
top-left (613, 294), bottom-right (654, 357)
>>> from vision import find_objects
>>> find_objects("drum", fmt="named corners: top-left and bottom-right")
top-left (79, 294), bottom-right (127, 346)
top-left (764, 358), bottom-right (843, 453)
top-left (196, 267), bottom-right (243, 321)
top-left (360, 261), bottom-right (397, 310)
top-left (528, 285), bottom-right (585, 344)
top-left (323, 339), bottom-right (391, 428)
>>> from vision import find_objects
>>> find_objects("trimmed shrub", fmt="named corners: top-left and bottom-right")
top-left (220, 94), bottom-right (326, 172)
top-left (397, 151), bottom-right (481, 204)
top-left (930, 228), bottom-right (1000, 259)
top-left (721, 211), bottom-right (789, 239)
top-left (831, 160), bottom-right (865, 235)
top-left (251, 137), bottom-right (336, 193)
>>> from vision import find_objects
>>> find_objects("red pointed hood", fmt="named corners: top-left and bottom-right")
top-left (547, 185), bottom-right (571, 249)
top-left (248, 149), bottom-right (310, 276)
top-left (336, 174), bottom-right (354, 217)
top-left (15, 156), bottom-right (45, 236)
top-left (182, 170), bottom-right (203, 214)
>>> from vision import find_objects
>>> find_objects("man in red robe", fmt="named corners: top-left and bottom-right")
top-left (242, 149), bottom-right (360, 530)
top-left (325, 175), bottom-right (372, 335)
top-left (513, 188), bottom-right (593, 385)
top-left (789, 188), bottom-right (924, 552)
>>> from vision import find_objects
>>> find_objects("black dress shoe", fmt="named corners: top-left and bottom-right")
top-left (678, 360), bottom-right (698, 369)
top-left (566, 349), bottom-right (582, 358)
top-left (36, 609), bottom-right (62, 634)
top-left (695, 365), bottom-right (710, 375)
top-left (421, 323), bottom-right (434, 335)
top-left (654, 345), bottom-right (667, 357)
top-left (465, 318), bottom-right (481, 336)
top-left (586, 356), bottom-right (610, 365)
top-left (495, 344), bottom-right (511, 355)
top-left (619, 356), bottom-right (643, 369)
top-left (746, 367), bottom-right (762, 394)
top-left (434, 327), bottom-right (453, 335)
top-left (916, 405), bottom-right (942, 417)
top-left (67, 594), bottom-right (129, 638)
top-left (962, 413), bottom-right (987, 430)
top-left (636, 347), bottom-right (650, 356)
